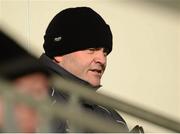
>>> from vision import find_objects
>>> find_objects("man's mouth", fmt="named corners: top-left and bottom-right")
top-left (90, 69), bottom-right (103, 76)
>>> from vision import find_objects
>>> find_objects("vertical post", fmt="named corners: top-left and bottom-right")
top-left (3, 91), bottom-right (18, 132)
top-left (67, 92), bottom-right (83, 132)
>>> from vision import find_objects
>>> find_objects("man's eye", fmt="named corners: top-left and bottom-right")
top-left (88, 48), bottom-right (96, 51)
top-left (87, 48), bottom-right (96, 53)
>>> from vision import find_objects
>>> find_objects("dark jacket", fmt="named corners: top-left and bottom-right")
top-left (39, 54), bottom-right (129, 132)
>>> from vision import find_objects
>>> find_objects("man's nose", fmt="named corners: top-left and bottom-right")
top-left (94, 50), bottom-right (106, 65)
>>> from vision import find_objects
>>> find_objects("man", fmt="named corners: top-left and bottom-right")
top-left (0, 30), bottom-right (50, 132)
top-left (39, 7), bottom-right (132, 132)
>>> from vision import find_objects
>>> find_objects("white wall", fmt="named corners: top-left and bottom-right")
top-left (1, 0), bottom-right (180, 132)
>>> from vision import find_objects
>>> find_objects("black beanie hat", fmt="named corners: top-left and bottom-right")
top-left (43, 7), bottom-right (112, 58)
top-left (0, 30), bottom-right (50, 80)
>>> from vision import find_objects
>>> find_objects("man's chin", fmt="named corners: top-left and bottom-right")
top-left (88, 80), bottom-right (100, 87)
top-left (84, 74), bottom-right (101, 87)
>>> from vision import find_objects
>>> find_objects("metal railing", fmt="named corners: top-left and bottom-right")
top-left (0, 74), bottom-right (180, 132)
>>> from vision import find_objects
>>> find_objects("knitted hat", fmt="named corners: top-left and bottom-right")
top-left (0, 30), bottom-right (49, 80)
top-left (43, 7), bottom-right (112, 58)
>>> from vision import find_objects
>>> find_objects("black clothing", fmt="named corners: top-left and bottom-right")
top-left (0, 30), bottom-right (49, 80)
top-left (39, 54), bottom-right (129, 132)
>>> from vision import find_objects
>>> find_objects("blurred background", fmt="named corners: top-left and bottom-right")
top-left (0, 0), bottom-right (180, 132)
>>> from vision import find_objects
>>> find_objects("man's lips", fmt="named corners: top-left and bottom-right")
top-left (89, 69), bottom-right (103, 76)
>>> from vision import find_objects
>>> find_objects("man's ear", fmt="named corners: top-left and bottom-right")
top-left (54, 56), bottom-right (63, 63)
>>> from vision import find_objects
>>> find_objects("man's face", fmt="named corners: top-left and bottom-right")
top-left (13, 72), bottom-right (49, 132)
top-left (55, 48), bottom-right (107, 87)
top-left (13, 72), bottom-right (49, 99)
top-left (0, 72), bottom-right (49, 132)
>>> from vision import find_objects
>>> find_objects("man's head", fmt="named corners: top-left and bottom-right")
top-left (43, 7), bottom-right (112, 87)
top-left (0, 30), bottom-right (50, 132)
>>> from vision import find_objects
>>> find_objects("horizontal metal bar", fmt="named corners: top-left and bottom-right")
top-left (0, 78), bottom-right (127, 132)
top-left (51, 75), bottom-right (180, 132)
